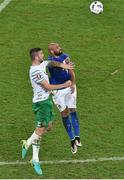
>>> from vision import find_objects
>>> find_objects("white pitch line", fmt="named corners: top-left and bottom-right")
top-left (0, 0), bottom-right (12, 13)
top-left (0, 157), bottom-right (124, 166)
top-left (111, 69), bottom-right (118, 76)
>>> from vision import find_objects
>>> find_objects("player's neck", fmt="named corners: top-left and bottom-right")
top-left (32, 59), bottom-right (43, 66)
top-left (52, 52), bottom-right (63, 57)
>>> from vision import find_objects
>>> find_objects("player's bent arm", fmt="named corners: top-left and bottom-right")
top-left (65, 56), bottom-right (75, 84)
top-left (48, 61), bottom-right (74, 70)
top-left (69, 69), bottom-right (75, 84)
top-left (69, 69), bottom-right (76, 93)
top-left (40, 80), bottom-right (72, 91)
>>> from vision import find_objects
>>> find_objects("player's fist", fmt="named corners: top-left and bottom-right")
top-left (61, 63), bottom-right (74, 70)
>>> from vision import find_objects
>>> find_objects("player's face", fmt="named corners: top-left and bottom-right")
top-left (37, 50), bottom-right (44, 62)
top-left (52, 44), bottom-right (62, 56)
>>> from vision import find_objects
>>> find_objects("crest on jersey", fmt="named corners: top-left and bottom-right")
top-left (36, 73), bottom-right (41, 80)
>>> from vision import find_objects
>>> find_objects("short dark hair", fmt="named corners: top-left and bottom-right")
top-left (29, 48), bottom-right (42, 60)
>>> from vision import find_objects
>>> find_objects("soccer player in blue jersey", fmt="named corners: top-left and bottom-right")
top-left (48, 43), bottom-right (82, 154)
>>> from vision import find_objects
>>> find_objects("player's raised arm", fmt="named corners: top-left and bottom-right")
top-left (48, 61), bottom-right (74, 70)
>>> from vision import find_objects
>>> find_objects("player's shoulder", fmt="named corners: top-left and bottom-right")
top-left (62, 53), bottom-right (70, 57)
top-left (61, 53), bottom-right (70, 59)
top-left (41, 60), bottom-right (49, 66)
top-left (48, 55), bottom-right (53, 60)
top-left (30, 65), bottom-right (41, 75)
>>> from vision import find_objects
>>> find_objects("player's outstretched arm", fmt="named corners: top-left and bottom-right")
top-left (48, 61), bottom-right (74, 70)
top-left (40, 80), bottom-right (72, 91)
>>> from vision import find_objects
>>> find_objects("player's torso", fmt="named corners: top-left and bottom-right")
top-left (39, 61), bottom-right (49, 82)
top-left (48, 53), bottom-right (71, 84)
top-left (30, 61), bottom-right (50, 103)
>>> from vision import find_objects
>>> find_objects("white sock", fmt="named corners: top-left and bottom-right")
top-left (32, 144), bottom-right (40, 162)
top-left (26, 131), bottom-right (40, 148)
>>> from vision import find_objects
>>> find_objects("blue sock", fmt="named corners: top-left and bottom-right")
top-left (62, 116), bottom-right (75, 140)
top-left (70, 111), bottom-right (80, 137)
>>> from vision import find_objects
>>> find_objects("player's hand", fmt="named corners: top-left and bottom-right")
top-left (61, 62), bottom-right (74, 70)
top-left (64, 80), bottom-right (72, 87)
top-left (70, 83), bottom-right (75, 93)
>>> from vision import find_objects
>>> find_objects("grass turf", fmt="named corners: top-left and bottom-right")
top-left (0, 0), bottom-right (124, 178)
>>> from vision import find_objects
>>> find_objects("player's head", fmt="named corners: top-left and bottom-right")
top-left (29, 48), bottom-right (44, 63)
top-left (48, 43), bottom-right (62, 56)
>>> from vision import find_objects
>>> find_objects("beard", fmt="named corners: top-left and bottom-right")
top-left (54, 51), bottom-right (63, 56)
top-left (39, 58), bottom-right (43, 63)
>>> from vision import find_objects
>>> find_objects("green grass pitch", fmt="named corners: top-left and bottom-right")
top-left (0, 0), bottom-right (124, 178)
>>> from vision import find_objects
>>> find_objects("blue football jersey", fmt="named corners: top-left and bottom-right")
top-left (48, 53), bottom-right (71, 84)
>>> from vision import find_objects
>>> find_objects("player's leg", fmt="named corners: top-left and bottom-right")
top-left (21, 130), bottom-right (43, 159)
top-left (22, 126), bottom-right (44, 175)
top-left (47, 121), bottom-right (53, 131)
top-left (66, 86), bottom-right (82, 147)
top-left (30, 126), bottom-right (45, 175)
top-left (53, 89), bottom-right (77, 154)
top-left (61, 107), bottom-right (74, 140)
top-left (21, 106), bottom-right (45, 160)
top-left (22, 99), bottom-right (54, 175)
top-left (31, 99), bottom-right (54, 175)
top-left (70, 108), bottom-right (82, 146)
top-left (61, 107), bottom-right (77, 154)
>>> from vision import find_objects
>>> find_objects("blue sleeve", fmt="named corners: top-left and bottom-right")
top-left (48, 56), bottom-right (53, 61)
top-left (63, 53), bottom-right (70, 59)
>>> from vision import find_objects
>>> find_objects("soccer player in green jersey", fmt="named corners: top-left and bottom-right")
top-left (21, 48), bottom-right (73, 175)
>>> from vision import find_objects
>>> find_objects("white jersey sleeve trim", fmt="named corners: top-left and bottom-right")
top-left (43, 60), bottom-right (49, 66)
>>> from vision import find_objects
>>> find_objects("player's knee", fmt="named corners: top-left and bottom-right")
top-left (47, 122), bottom-right (53, 131)
top-left (61, 107), bottom-right (69, 117)
top-left (69, 108), bottom-right (76, 113)
top-left (35, 127), bottom-right (46, 136)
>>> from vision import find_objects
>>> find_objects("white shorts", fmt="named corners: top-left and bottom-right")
top-left (52, 85), bottom-right (77, 112)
